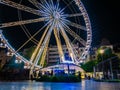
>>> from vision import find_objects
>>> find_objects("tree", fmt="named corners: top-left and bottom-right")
top-left (23, 46), bottom-right (47, 67)
top-left (2, 55), bottom-right (24, 71)
top-left (81, 60), bottom-right (97, 72)
top-left (23, 46), bottom-right (36, 60)
top-left (97, 47), bottom-right (116, 63)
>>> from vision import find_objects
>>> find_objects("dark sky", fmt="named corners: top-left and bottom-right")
top-left (82, 0), bottom-right (120, 46)
top-left (0, 0), bottom-right (120, 48)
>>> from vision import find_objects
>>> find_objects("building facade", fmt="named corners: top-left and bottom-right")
top-left (0, 47), bottom-right (11, 69)
top-left (46, 44), bottom-right (88, 66)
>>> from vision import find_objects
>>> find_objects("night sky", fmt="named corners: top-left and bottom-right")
top-left (82, 0), bottom-right (120, 46)
top-left (0, 0), bottom-right (120, 48)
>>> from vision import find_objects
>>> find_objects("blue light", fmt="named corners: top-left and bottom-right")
top-left (64, 52), bottom-right (72, 62)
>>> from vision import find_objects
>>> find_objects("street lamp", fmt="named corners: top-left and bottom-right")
top-left (15, 60), bottom-right (23, 69)
top-left (99, 49), bottom-right (104, 55)
top-left (15, 60), bottom-right (22, 64)
top-left (99, 49), bottom-right (104, 79)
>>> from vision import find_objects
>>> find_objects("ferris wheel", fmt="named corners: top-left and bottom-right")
top-left (0, 0), bottom-right (92, 68)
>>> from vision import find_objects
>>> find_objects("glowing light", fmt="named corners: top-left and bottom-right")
top-left (70, 53), bottom-right (73, 56)
top-left (15, 60), bottom-right (22, 64)
top-left (80, 60), bottom-right (83, 63)
top-left (7, 52), bottom-right (10, 55)
top-left (99, 49), bottom-right (104, 54)
top-left (0, 43), bottom-right (3, 46)
top-left (53, 11), bottom-right (61, 19)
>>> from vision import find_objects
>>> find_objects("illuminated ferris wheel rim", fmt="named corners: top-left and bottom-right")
top-left (0, 0), bottom-right (92, 67)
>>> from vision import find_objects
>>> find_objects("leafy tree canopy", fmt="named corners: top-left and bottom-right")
top-left (81, 60), bottom-right (97, 72)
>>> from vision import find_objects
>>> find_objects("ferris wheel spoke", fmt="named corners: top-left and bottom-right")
top-left (30, 35), bottom-right (50, 74)
top-left (59, 23), bottom-right (77, 64)
top-left (49, 0), bottom-right (54, 6)
top-left (39, 36), bottom-right (50, 67)
top-left (28, 0), bottom-right (41, 9)
top-left (34, 20), bottom-right (55, 65)
top-left (54, 27), bottom-right (65, 63)
top-left (44, 0), bottom-right (55, 13)
top-left (56, 0), bottom-right (60, 11)
top-left (40, 0), bottom-right (50, 11)
top-left (60, 0), bottom-right (74, 13)
top-left (28, 0), bottom-right (50, 14)
top-left (43, 0), bottom-right (50, 7)
top-left (0, 17), bottom-right (46, 28)
top-left (67, 21), bottom-right (86, 31)
top-left (63, 13), bottom-right (83, 18)
top-left (37, 0), bottom-right (53, 15)
top-left (0, 0), bottom-right (41, 16)
top-left (17, 9), bottom-right (38, 45)
top-left (15, 20), bottom-right (51, 53)
top-left (20, 25), bottom-right (39, 45)
top-left (64, 25), bottom-right (86, 46)
top-left (30, 24), bottom-right (50, 63)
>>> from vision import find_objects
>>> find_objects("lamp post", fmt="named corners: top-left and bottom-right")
top-left (15, 60), bottom-right (22, 64)
top-left (99, 49), bottom-right (104, 55)
top-left (99, 49), bottom-right (104, 79)
top-left (15, 59), bottom-right (23, 69)
top-left (110, 59), bottom-right (113, 79)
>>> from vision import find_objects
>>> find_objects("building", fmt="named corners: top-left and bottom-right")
top-left (89, 47), bottom-right (98, 60)
top-left (0, 37), bottom-right (12, 69)
top-left (22, 44), bottom-right (90, 67)
top-left (46, 44), bottom-right (87, 66)
top-left (0, 47), bottom-right (11, 69)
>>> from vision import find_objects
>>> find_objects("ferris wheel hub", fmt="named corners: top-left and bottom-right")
top-left (53, 11), bottom-right (61, 20)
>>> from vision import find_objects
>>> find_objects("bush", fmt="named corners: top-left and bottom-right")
top-left (81, 60), bottom-right (97, 72)
top-left (37, 75), bottom-right (50, 82)
top-left (36, 75), bottom-right (81, 82)
top-left (51, 76), bottom-right (60, 82)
